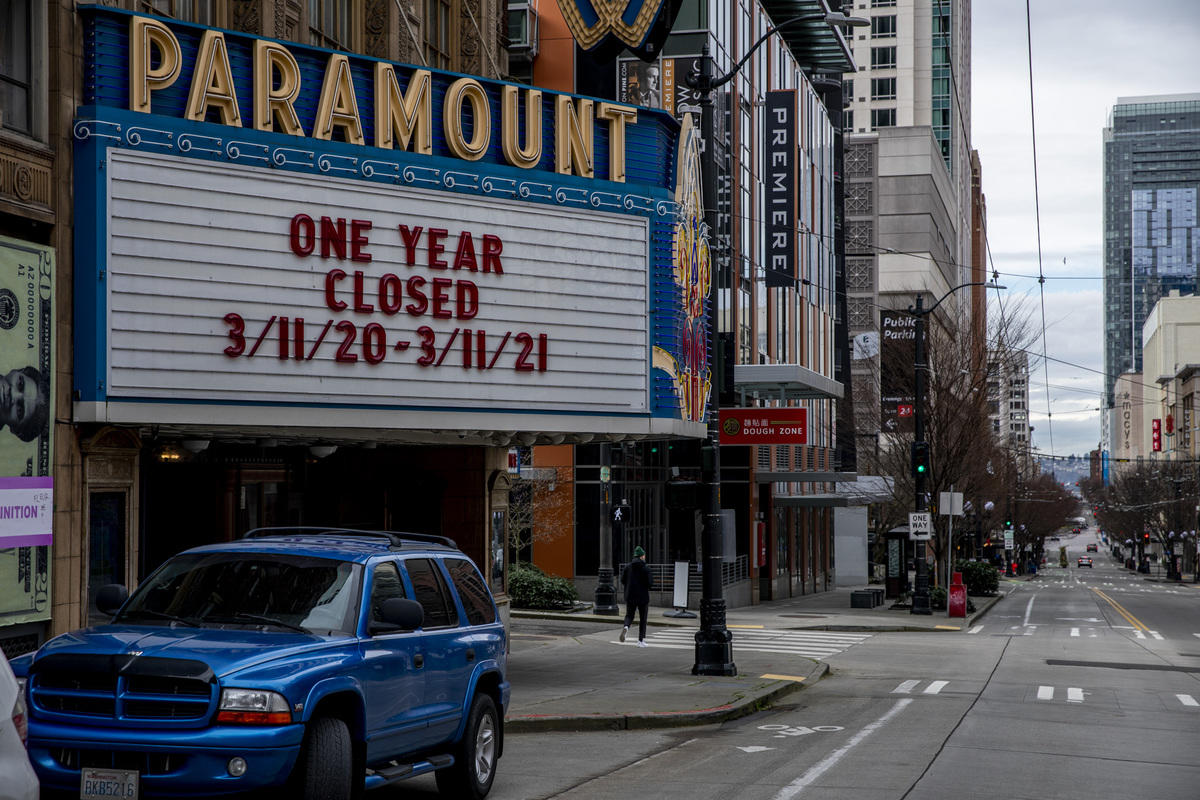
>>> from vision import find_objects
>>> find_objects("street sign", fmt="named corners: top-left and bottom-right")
top-left (1004, 531), bottom-right (1014, 550)
top-left (938, 491), bottom-right (963, 516)
top-left (909, 512), bottom-right (932, 540)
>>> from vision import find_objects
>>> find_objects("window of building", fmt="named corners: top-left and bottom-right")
top-left (870, 108), bottom-right (895, 128)
top-left (844, 110), bottom-right (853, 130)
top-left (1, 0), bottom-right (34, 136)
top-left (424, 0), bottom-right (455, 69)
top-left (871, 0), bottom-right (896, 6)
top-left (309, 0), bottom-right (352, 50)
top-left (871, 15), bottom-right (896, 38)
top-left (871, 46), bottom-right (896, 69)
top-left (843, 79), bottom-right (853, 99)
top-left (139, 0), bottom-right (219, 25)
top-left (871, 77), bottom-right (896, 100)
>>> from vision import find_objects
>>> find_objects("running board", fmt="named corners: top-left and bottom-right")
top-left (364, 754), bottom-right (455, 790)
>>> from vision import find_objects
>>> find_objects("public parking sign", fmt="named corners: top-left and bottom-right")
top-left (908, 512), bottom-right (932, 540)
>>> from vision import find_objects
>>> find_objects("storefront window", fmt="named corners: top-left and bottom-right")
top-left (0, 0), bottom-right (31, 135)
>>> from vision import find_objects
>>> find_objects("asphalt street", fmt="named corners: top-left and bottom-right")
top-left (387, 530), bottom-right (1199, 799)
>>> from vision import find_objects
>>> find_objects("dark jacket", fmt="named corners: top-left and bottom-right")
top-left (622, 558), bottom-right (652, 605)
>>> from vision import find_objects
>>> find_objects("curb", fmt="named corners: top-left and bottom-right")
top-left (504, 662), bottom-right (829, 733)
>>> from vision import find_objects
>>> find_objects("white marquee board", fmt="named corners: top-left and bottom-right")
top-left (104, 150), bottom-right (650, 416)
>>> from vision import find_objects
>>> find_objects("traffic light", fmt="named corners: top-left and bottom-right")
top-left (910, 441), bottom-right (930, 478)
top-left (1004, 517), bottom-right (1013, 529)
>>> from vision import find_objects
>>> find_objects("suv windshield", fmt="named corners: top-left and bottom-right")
top-left (115, 552), bottom-right (363, 635)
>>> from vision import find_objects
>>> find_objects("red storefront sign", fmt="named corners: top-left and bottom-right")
top-left (1152, 418), bottom-right (1161, 452)
top-left (718, 408), bottom-right (808, 445)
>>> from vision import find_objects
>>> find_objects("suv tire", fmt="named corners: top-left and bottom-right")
top-left (295, 716), bottom-right (353, 800)
top-left (435, 692), bottom-right (498, 799)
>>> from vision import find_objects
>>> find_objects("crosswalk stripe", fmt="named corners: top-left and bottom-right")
top-left (967, 625), bottom-right (983, 634)
top-left (1037, 685), bottom-right (1054, 701)
top-left (632, 627), bottom-right (871, 659)
top-left (923, 680), bottom-right (949, 695)
top-left (1070, 627), bottom-right (1080, 637)
top-left (1178, 694), bottom-right (1199, 707)
top-left (1149, 631), bottom-right (1164, 640)
top-left (1067, 688), bottom-right (1084, 703)
top-left (893, 680), bottom-right (921, 694)
top-left (1133, 630), bottom-right (1146, 639)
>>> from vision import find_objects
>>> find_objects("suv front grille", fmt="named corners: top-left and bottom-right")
top-left (30, 653), bottom-right (216, 725)
top-left (51, 747), bottom-right (186, 775)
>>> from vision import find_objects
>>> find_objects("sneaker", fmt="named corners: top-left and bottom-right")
top-left (637, 640), bottom-right (648, 648)
top-left (619, 626), bottom-right (628, 643)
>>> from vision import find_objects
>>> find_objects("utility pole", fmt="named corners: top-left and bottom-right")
top-left (911, 294), bottom-right (932, 614)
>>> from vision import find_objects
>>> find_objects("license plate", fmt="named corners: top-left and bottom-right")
top-left (80, 767), bottom-right (139, 800)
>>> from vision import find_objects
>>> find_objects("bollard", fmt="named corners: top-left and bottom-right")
top-left (948, 571), bottom-right (967, 618)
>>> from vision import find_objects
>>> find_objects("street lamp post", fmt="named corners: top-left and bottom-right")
top-left (907, 281), bottom-right (1004, 615)
top-left (685, 9), bottom-right (867, 676)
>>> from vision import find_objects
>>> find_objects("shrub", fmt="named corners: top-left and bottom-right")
top-left (930, 586), bottom-right (947, 610)
top-left (955, 560), bottom-right (999, 596)
top-left (508, 562), bottom-right (578, 609)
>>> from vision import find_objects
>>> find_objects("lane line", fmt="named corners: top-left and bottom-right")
top-left (1177, 694), bottom-right (1199, 707)
top-left (1092, 588), bottom-right (1150, 632)
top-left (1023, 595), bottom-right (1036, 627)
top-left (1037, 685), bottom-right (1054, 701)
top-left (771, 698), bottom-right (912, 799)
top-left (892, 680), bottom-right (920, 694)
top-left (923, 681), bottom-right (949, 695)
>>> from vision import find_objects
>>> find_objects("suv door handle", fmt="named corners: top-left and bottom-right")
top-left (465, 648), bottom-right (475, 662)
top-left (414, 654), bottom-right (424, 668)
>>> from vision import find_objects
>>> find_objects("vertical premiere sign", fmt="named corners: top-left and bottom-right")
top-left (764, 90), bottom-right (796, 288)
top-left (0, 234), bottom-right (54, 626)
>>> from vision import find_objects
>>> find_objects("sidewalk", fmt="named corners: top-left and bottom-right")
top-left (505, 579), bottom-right (1020, 733)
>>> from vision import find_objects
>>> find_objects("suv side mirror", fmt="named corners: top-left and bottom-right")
top-left (371, 597), bottom-right (424, 635)
top-left (96, 584), bottom-right (129, 616)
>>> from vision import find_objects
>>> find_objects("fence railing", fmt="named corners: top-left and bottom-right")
top-left (617, 555), bottom-right (748, 593)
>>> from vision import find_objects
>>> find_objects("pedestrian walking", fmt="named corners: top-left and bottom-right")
top-left (620, 546), bottom-right (653, 647)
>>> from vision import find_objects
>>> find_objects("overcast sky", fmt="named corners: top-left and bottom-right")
top-left (971, 0), bottom-right (1200, 461)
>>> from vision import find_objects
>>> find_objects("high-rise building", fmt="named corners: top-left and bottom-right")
top-left (1102, 94), bottom-right (1200, 412)
top-left (842, 0), bottom-right (979, 444)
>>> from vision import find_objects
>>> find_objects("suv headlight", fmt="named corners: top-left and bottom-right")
top-left (216, 688), bottom-right (293, 725)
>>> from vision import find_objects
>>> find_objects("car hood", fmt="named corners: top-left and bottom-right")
top-left (32, 625), bottom-right (353, 678)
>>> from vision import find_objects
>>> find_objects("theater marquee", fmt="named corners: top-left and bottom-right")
top-left (73, 8), bottom-right (709, 439)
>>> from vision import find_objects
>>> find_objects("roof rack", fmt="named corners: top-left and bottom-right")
top-left (242, 526), bottom-right (457, 551)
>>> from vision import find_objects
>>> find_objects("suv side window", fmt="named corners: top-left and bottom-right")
top-left (445, 558), bottom-right (495, 626)
top-left (405, 558), bottom-right (459, 629)
top-left (369, 562), bottom-right (407, 626)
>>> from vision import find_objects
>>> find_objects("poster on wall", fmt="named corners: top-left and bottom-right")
top-left (618, 56), bottom-right (704, 123)
top-left (0, 234), bottom-right (54, 626)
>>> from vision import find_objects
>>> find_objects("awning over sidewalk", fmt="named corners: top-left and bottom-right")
top-left (734, 363), bottom-right (843, 401)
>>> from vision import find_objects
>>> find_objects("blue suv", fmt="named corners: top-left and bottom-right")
top-left (11, 528), bottom-right (509, 799)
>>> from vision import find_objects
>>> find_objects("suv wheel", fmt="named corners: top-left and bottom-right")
top-left (435, 693), bottom-right (498, 799)
top-left (295, 716), bottom-right (353, 800)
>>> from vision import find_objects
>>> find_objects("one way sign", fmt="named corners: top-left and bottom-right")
top-left (908, 512), bottom-right (932, 540)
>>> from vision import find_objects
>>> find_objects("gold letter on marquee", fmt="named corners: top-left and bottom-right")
top-left (184, 30), bottom-right (242, 127)
top-left (130, 16), bottom-right (181, 114)
top-left (313, 54), bottom-right (365, 144)
top-left (253, 40), bottom-right (305, 136)
top-left (554, 95), bottom-right (594, 179)
top-left (444, 78), bottom-right (492, 161)
top-left (597, 102), bottom-right (636, 183)
top-left (374, 65), bottom-right (432, 154)
top-left (501, 86), bottom-right (543, 170)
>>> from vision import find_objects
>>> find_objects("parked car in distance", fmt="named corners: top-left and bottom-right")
top-left (1086, 543), bottom-right (1098, 552)
top-left (1077, 556), bottom-right (1093, 568)
top-left (10, 527), bottom-right (508, 800)
top-left (0, 650), bottom-right (38, 800)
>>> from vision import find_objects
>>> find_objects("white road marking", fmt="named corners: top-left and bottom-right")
top-left (1037, 685), bottom-right (1054, 701)
top-left (771, 698), bottom-right (912, 799)
top-left (1148, 631), bottom-right (1163, 640)
top-left (1023, 595), bottom-right (1037, 627)
top-left (923, 681), bottom-right (949, 695)
top-left (638, 628), bottom-right (871, 660)
top-left (967, 625), bottom-right (983, 634)
top-left (1070, 628), bottom-right (1080, 637)
top-left (1067, 688), bottom-right (1084, 703)
top-left (1133, 630), bottom-right (1146, 639)
top-left (738, 746), bottom-right (776, 753)
top-left (1177, 694), bottom-right (1199, 707)
top-left (892, 679), bottom-right (921, 694)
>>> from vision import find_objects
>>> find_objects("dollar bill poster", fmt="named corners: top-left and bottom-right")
top-left (0, 234), bottom-right (54, 626)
